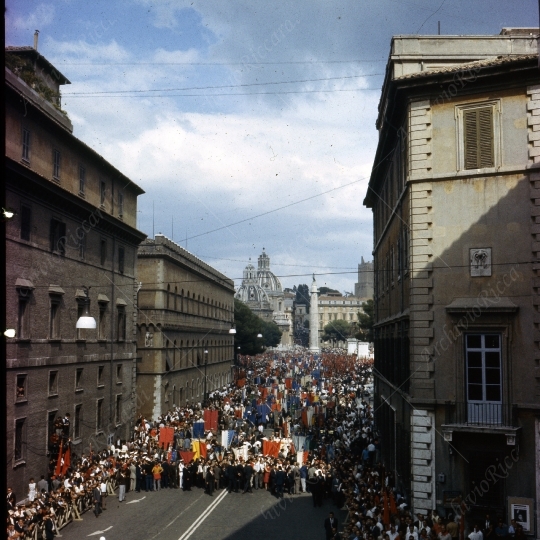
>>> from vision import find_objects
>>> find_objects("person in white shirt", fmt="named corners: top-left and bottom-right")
top-left (469, 525), bottom-right (483, 540)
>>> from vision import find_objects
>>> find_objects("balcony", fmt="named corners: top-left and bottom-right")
top-left (441, 401), bottom-right (520, 445)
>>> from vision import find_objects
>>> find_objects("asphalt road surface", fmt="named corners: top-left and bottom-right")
top-left (61, 487), bottom-right (348, 540)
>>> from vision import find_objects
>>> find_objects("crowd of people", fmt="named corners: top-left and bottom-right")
top-left (6, 348), bottom-right (525, 540)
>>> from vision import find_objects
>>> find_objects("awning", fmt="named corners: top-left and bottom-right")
top-left (97, 293), bottom-right (110, 303)
top-left (15, 278), bottom-right (34, 290)
top-left (48, 285), bottom-right (65, 295)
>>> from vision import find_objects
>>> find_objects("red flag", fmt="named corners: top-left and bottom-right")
top-left (55, 441), bottom-right (63, 477)
top-left (389, 491), bottom-right (397, 514)
top-left (200, 442), bottom-right (207, 459)
top-left (179, 451), bottom-right (195, 463)
top-left (61, 445), bottom-right (71, 476)
top-left (383, 492), bottom-right (390, 526)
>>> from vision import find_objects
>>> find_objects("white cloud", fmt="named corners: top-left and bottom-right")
top-left (9, 3), bottom-right (55, 33)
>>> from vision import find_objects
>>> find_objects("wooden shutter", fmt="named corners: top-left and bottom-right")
top-left (464, 107), bottom-right (494, 169)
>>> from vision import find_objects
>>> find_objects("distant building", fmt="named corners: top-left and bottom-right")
top-left (364, 29), bottom-right (539, 523)
top-left (318, 294), bottom-right (364, 344)
top-left (136, 235), bottom-right (235, 417)
top-left (235, 249), bottom-right (292, 346)
top-left (6, 43), bottom-right (146, 498)
top-left (354, 257), bottom-right (374, 300)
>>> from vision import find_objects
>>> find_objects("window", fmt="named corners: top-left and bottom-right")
top-left (16, 374), bottom-right (27, 401)
top-left (20, 205), bottom-right (31, 241)
top-left (96, 399), bottom-right (103, 432)
top-left (74, 405), bottom-right (82, 439)
top-left (100, 239), bottom-right (107, 266)
top-left (48, 371), bottom-right (58, 396)
top-left (115, 394), bottom-right (122, 425)
top-left (47, 411), bottom-right (57, 451)
top-left (116, 364), bottom-right (123, 383)
top-left (118, 246), bottom-right (125, 274)
top-left (465, 334), bottom-right (502, 424)
top-left (75, 368), bottom-right (83, 390)
top-left (117, 307), bottom-right (126, 341)
top-left (98, 303), bottom-right (107, 339)
top-left (97, 365), bottom-right (105, 386)
top-left (78, 227), bottom-right (86, 260)
top-left (79, 165), bottom-right (86, 195)
top-left (14, 418), bottom-right (26, 462)
top-left (118, 192), bottom-right (124, 218)
top-left (457, 102), bottom-right (500, 171)
top-left (50, 219), bottom-right (66, 255)
top-left (100, 181), bottom-right (106, 207)
top-left (49, 298), bottom-right (61, 339)
top-left (22, 128), bottom-right (30, 162)
top-left (464, 108), bottom-right (494, 169)
top-left (53, 149), bottom-right (61, 180)
top-left (17, 294), bottom-right (31, 339)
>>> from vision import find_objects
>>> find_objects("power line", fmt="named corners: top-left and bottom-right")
top-left (64, 87), bottom-right (376, 98)
top-left (58, 59), bottom-right (386, 66)
top-left (63, 73), bottom-right (384, 96)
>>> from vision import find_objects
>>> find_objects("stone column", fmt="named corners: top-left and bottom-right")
top-left (309, 276), bottom-right (320, 352)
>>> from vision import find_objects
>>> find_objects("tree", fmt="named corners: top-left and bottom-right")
top-left (295, 284), bottom-right (310, 313)
top-left (261, 319), bottom-right (282, 348)
top-left (319, 287), bottom-right (341, 296)
top-left (234, 299), bottom-right (265, 356)
top-left (322, 319), bottom-right (352, 345)
top-left (356, 299), bottom-right (374, 342)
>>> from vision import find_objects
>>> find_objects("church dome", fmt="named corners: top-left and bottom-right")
top-left (235, 283), bottom-right (270, 304)
top-left (257, 249), bottom-right (282, 293)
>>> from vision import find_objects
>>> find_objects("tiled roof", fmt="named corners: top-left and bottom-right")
top-left (395, 53), bottom-right (538, 80)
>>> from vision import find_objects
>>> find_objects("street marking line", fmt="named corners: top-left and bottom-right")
top-left (177, 490), bottom-right (228, 540)
top-left (147, 493), bottom-right (206, 540)
top-left (88, 525), bottom-right (113, 536)
top-left (126, 495), bottom-right (146, 504)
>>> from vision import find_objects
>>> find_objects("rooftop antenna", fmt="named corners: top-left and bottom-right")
top-left (34, 30), bottom-right (39, 51)
top-left (152, 201), bottom-right (155, 239)
top-left (172, 215), bottom-right (174, 241)
top-left (438, 21), bottom-right (441, 35)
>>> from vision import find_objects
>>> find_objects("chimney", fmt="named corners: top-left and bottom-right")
top-left (33, 30), bottom-right (39, 51)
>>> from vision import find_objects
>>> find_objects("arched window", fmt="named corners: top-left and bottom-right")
top-left (181, 289), bottom-right (184, 312)
top-left (174, 286), bottom-right (178, 310)
top-left (173, 340), bottom-right (177, 369)
top-left (166, 284), bottom-right (170, 309)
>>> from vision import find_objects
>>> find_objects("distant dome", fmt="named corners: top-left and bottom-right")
top-left (235, 283), bottom-right (270, 304)
top-left (257, 249), bottom-right (282, 294)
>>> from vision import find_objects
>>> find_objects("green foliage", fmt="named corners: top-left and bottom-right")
top-left (6, 53), bottom-right (68, 116)
top-left (234, 299), bottom-right (265, 356)
top-left (295, 284), bottom-right (310, 313)
top-left (322, 319), bottom-right (352, 343)
top-left (261, 319), bottom-right (282, 348)
top-left (356, 299), bottom-right (374, 342)
top-left (319, 287), bottom-right (341, 296)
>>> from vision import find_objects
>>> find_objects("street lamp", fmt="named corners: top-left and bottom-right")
top-left (76, 286), bottom-right (96, 329)
top-left (203, 349), bottom-right (208, 403)
top-left (229, 325), bottom-right (236, 334)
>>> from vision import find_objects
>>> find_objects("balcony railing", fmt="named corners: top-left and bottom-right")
top-left (444, 401), bottom-right (518, 428)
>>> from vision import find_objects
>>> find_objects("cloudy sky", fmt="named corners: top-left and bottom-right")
top-left (5, 0), bottom-right (537, 292)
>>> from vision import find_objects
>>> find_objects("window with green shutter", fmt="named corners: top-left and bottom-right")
top-left (463, 107), bottom-right (494, 169)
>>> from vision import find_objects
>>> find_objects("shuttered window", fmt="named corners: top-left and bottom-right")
top-left (463, 107), bottom-right (494, 169)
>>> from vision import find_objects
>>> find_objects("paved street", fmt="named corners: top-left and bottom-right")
top-left (61, 488), bottom-right (347, 540)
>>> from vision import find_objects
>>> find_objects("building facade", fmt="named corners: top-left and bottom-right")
top-left (136, 235), bottom-right (235, 418)
top-left (354, 256), bottom-right (374, 300)
top-left (235, 249), bottom-right (292, 346)
top-left (318, 294), bottom-right (365, 338)
top-left (5, 46), bottom-right (146, 497)
top-left (364, 30), bottom-right (539, 528)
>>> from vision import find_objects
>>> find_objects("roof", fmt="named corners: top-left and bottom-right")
top-left (5, 46), bottom-right (71, 84)
top-left (395, 53), bottom-right (538, 81)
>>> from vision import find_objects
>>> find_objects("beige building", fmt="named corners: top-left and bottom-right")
top-left (6, 44), bottom-right (146, 497)
top-left (364, 29), bottom-right (539, 526)
top-left (136, 235), bottom-right (235, 417)
top-left (318, 294), bottom-right (364, 338)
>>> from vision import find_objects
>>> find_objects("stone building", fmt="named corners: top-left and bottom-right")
top-left (363, 29), bottom-right (539, 526)
top-left (5, 45), bottom-right (146, 497)
top-left (235, 249), bottom-right (292, 346)
top-left (354, 256), bottom-right (374, 300)
top-left (136, 235), bottom-right (235, 417)
top-left (318, 294), bottom-right (364, 343)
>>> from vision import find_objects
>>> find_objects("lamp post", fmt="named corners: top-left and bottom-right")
top-left (203, 349), bottom-right (208, 403)
top-left (76, 286), bottom-right (96, 329)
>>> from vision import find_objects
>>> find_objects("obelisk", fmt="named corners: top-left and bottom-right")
top-left (309, 274), bottom-right (320, 352)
